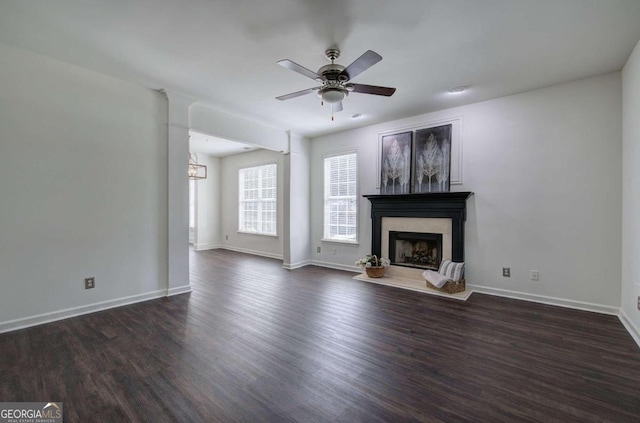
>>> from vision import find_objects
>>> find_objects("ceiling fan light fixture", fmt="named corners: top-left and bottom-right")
top-left (319, 87), bottom-right (347, 104)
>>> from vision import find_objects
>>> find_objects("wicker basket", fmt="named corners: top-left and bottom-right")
top-left (425, 278), bottom-right (466, 294)
top-left (365, 266), bottom-right (386, 278)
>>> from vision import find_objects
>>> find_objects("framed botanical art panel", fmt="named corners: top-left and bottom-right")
top-left (380, 131), bottom-right (412, 194)
top-left (413, 124), bottom-right (452, 193)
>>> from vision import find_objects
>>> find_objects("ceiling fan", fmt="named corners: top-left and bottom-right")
top-left (276, 48), bottom-right (396, 119)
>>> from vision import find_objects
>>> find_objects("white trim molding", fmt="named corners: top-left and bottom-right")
top-left (311, 260), bottom-right (360, 273)
top-left (282, 260), bottom-right (313, 270)
top-left (468, 284), bottom-right (620, 315)
top-left (167, 285), bottom-right (193, 297)
top-left (0, 290), bottom-right (167, 334)
top-left (194, 243), bottom-right (222, 251)
top-left (221, 246), bottom-right (283, 261)
top-left (619, 310), bottom-right (640, 348)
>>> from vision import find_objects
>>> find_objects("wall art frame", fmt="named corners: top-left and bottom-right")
top-left (376, 116), bottom-right (463, 192)
top-left (413, 124), bottom-right (452, 193)
top-left (380, 131), bottom-right (412, 194)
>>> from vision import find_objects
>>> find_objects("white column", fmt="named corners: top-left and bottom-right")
top-left (283, 144), bottom-right (292, 267)
top-left (282, 131), bottom-right (312, 269)
top-left (163, 90), bottom-right (195, 296)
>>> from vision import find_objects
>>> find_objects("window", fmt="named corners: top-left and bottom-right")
top-left (239, 163), bottom-right (277, 235)
top-left (324, 152), bottom-right (357, 242)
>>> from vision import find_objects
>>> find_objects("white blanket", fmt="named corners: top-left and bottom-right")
top-left (422, 269), bottom-right (450, 288)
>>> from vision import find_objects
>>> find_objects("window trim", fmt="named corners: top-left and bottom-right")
top-left (238, 162), bottom-right (278, 236)
top-left (322, 150), bottom-right (359, 243)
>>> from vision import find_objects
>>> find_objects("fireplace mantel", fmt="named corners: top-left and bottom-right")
top-left (364, 192), bottom-right (473, 262)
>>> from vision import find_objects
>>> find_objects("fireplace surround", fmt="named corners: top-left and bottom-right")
top-left (364, 192), bottom-right (474, 263)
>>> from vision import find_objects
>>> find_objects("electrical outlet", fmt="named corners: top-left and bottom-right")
top-left (531, 270), bottom-right (539, 281)
top-left (332, 248), bottom-right (337, 255)
top-left (85, 277), bottom-right (95, 289)
top-left (225, 234), bottom-right (228, 240)
top-left (317, 246), bottom-right (321, 253)
top-left (637, 296), bottom-right (640, 311)
top-left (502, 267), bottom-right (511, 277)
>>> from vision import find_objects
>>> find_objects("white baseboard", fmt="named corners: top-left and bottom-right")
top-left (221, 246), bottom-right (283, 261)
top-left (311, 260), bottom-right (360, 273)
top-left (468, 284), bottom-right (620, 315)
top-left (3, 266), bottom-right (635, 353)
top-left (194, 243), bottom-right (221, 251)
top-left (0, 289), bottom-right (167, 334)
top-left (619, 310), bottom-right (640, 348)
top-left (282, 260), bottom-right (312, 270)
top-left (167, 285), bottom-right (192, 297)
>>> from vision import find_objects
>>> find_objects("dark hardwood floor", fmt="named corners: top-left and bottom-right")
top-left (1, 249), bottom-right (640, 422)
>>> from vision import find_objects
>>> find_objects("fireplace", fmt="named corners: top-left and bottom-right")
top-left (389, 231), bottom-right (443, 270)
top-left (364, 192), bottom-right (473, 264)
top-left (359, 192), bottom-right (473, 291)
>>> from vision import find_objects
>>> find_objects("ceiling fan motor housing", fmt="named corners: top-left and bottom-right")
top-left (317, 63), bottom-right (349, 82)
top-left (317, 56), bottom-right (349, 103)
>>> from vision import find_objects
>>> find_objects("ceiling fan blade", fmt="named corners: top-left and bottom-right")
top-left (277, 59), bottom-right (322, 81)
top-left (276, 86), bottom-right (321, 101)
top-left (349, 83), bottom-right (396, 97)
top-left (339, 50), bottom-right (382, 81)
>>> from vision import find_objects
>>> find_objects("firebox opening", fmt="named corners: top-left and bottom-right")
top-left (389, 231), bottom-right (443, 270)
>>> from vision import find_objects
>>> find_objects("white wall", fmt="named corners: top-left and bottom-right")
top-left (0, 43), bottom-right (169, 330)
top-left (194, 155), bottom-right (222, 250)
top-left (189, 103), bottom-right (288, 153)
top-left (220, 149), bottom-right (285, 259)
top-left (621, 39), bottom-right (640, 341)
top-left (311, 73), bottom-right (622, 312)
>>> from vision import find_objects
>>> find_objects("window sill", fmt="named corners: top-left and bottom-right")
top-left (238, 231), bottom-right (278, 238)
top-left (321, 239), bottom-right (359, 245)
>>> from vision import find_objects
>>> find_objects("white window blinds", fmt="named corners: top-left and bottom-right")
top-left (324, 153), bottom-right (357, 242)
top-left (239, 163), bottom-right (277, 235)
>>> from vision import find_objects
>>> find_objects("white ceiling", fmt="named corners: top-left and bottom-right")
top-left (189, 130), bottom-right (258, 157)
top-left (1, 0), bottom-right (639, 138)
